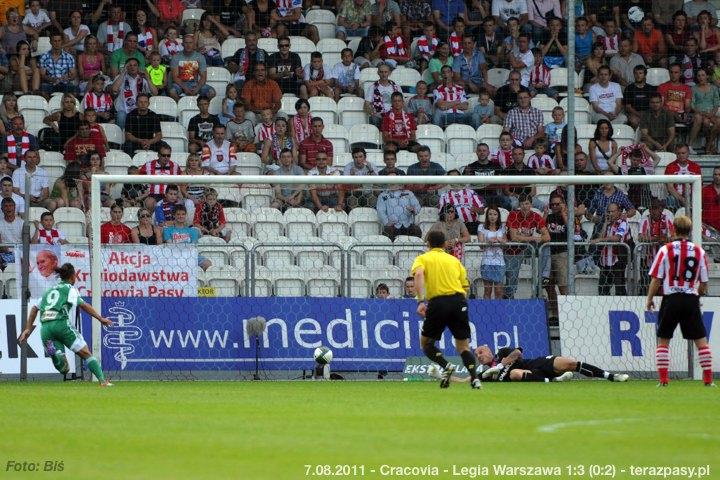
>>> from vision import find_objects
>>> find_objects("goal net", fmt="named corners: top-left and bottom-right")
top-left (82, 171), bottom-right (709, 381)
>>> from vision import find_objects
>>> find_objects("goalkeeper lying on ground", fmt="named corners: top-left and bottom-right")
top-left (428, 345), bottom-right (630, 383)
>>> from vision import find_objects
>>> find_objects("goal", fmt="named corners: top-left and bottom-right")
top-left (85, 172), bottom-right (707, 380)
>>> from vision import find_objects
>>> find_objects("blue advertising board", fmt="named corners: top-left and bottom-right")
top-left (100, 298), bottom-right (549, 371)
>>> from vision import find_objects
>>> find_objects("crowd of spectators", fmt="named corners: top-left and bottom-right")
top-left (1, 0), bottom-right (719, 299)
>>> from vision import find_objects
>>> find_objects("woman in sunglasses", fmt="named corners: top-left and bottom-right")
top-left (130, 208), bottom-right (164, 245)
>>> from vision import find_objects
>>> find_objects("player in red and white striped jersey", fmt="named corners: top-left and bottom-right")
top-left (137, 142), bottom-right (182, 211)
top-left (646, 216), bottom-right (714, 386)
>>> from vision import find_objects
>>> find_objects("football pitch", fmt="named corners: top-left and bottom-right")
top-left (1, 380), bottom-right (717, 480)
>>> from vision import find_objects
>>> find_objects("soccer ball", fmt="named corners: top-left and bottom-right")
top-left (628, 6), bottom-right (645, 23)
top-left (313, 346), bottom-right (333, 365)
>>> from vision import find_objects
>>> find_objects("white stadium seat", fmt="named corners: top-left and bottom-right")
top-left (258, 37), bottom-right (279, 53)
top-left (224, 208), bottom-right (252, 238)
top-left (445, 124), bottom-right (477, 156)
top-left (324, 124), bottom-right (350, 154)
top-left (206, 67), bottom-right (233, 96)
top-left (349, 124), bottom-right (382, 150)
top-left (317, 38), bottom-right (346, 56)
top-left (150, 96), bottom-right (178, 120)
top-left (177, 95), bottom-right (200, 129)
top-left (204, 265), bottom-right (241, 297)
top-left (101, 123), bottom-right (124, 147)
top-left (18, 95), bottom-right (49, 125)
top-left (306, 10), bottom-right (337, 40)
top-left (317, 210), bottom-right (350, 240)
top-left (338, 96), bottom-right (368, 128)
top-left (221, 37), bottom-right (245, 60)
top-left (646, 68), bottom-right (670, 87)
top-left (486, 68), bottom-right (510, 89)
top-left (349, 207), bottom-right (381, 239)
top-left (54, 207), bottom-right (86, 238)
top-left (416, 124), bottom-right (446, 153)
top-left (306, 266), bottom-right (340, 297)
top-left (251, 207), bottom-right (285, 240)
top-left (309, 97), bottom-right (338, 124)
top-left (284, 207), bottom-right (317, 240)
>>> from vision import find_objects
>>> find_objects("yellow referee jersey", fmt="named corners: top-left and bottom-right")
top-left (410, 248), bottom-right (469, 300)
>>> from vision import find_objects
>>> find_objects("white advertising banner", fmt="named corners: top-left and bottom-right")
top-left (17, 244), bottom-right (198, 299)
top-left (559, 296), bottom-right (718, 375)
top-left (0, 300), bottom-right (78, 374)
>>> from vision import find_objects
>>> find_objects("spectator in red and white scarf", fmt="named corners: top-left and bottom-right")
top-left (97, 5), bottom-right (132, 56)
top-left (448, 17), bottom-right (465, 57)
top-left (381, 23), bottom-right (411, 68)
top-left (1, 115), bottom-right (39, 168)
top-left (381, 92), bottom-right (418, 151)
top-left (158, 25), bottom-right (183, 64)
top-left (31, 211), bottom-right (68, 245)
top-left (416, 21), bottom-right (439, 67)
top-left (363, 63), bottom-right (401, 127)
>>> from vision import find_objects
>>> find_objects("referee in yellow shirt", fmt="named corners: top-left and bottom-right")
top-left (411, 230), bottom-right (481, 389)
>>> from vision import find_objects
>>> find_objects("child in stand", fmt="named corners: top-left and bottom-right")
top-left (159, 25), bottom-right (183, 64)
top-left (303, 52), bottom-right (334, 98)
top-left (491, 132), bottom-right (516, 168)
top-left (406, 80), bottom-right (433, 125)
top-left (330, 48), bottom-right (361, 101)
top-left (81, 75), bottom-right (115, 123)
top-left (545, 106), bottom-right (566, 163)
top-left (470, 89), bottom-right (495, 128)
top-left (221, 84), bottom-right (238, 126)
top-left (526, 138), bottom-right (559, 175)
top-left (600, 19), bottom-right (620, 58)
top-left (193, 188), bottom-right (232, 242)
top-left (528, 48), bottom-right (558, 100)
top-left (416, 22), bottom-right (439, 71)
top-left (31, 211), bottom-right (69, 245)
top-left (83, 108), bottom-right (109, 150)
top-left (448, 17), bottom-right (465, 57)
top-left (574, 17), bottom-right (595, 71)
top-left (226, 101), bottom-right (256, 153)
top-left (381, 23), bottom-right (412, 69)
top-left (290, 99), bottom-right (313, 144)
top-left (254, 108), bottom-right (276, 153)
top-left (146, 51), bottom-right (168, 95)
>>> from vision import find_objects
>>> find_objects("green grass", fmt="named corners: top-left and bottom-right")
top-left (0, 380), bottom-right (718, 480)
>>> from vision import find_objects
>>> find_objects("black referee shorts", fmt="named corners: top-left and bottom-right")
top-left (657, 294), bottom-right (707, 340)
top-left (422, 293), bottom-right (470, 341)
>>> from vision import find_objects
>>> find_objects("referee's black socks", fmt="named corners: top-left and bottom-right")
top-left (423, 344), bottom-right (449, 369)
top-left (575, 362), bottom-right (613, 380)
top-left (460, 350), bottom-right (478, 381)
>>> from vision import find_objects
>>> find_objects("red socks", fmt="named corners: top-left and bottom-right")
top-left (656, 345), bottom-right (670, 384)
top-left (698, 346), bottom-right (713, 385)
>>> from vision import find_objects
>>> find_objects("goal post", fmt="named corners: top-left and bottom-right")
top-left (88, 173), bottom-right (703, 379)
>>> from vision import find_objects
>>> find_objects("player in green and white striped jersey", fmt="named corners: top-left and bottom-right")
top-left (18, 263), bottom-right (114, 386)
